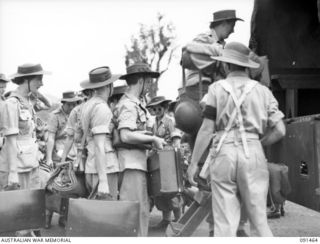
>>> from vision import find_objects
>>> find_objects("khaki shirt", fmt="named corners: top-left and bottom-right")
top-left (47, 106), bottom-right (75, 160)
top-left (81, 96), bottom-right (119, 174)
top-left (152, 114), bottom-right (181, 145)
top-left (0, 96), bottom-right (5, 136)
top-left (114, 93), bottom-right (151, 172)
top-left (65, 104), bottom-right (83, 147)
top-left (0, 91), bottom-right (38, 172)
top-left (185, 30), bottom-right (225, 87)
top-left (206, 71), bottom-right (284, 135)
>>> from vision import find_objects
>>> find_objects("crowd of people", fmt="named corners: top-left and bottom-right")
top-left (0, 9), bottom-right (287, 237)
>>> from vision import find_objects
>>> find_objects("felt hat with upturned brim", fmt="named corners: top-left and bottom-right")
top-left (147, 96), bottom-right (172, 107)
top-left (10, 63), bottom-right (51, 79)
top-left (61, 91), bottom-right (82, 103)
top-left (211, 10), bottom-right (244, 24)
top-left (210, 42), bottom-right (260, 69)
top-left (0, 73), bottom-right (10, 83)
top-left (120, 63), bottom-right (160, 80)
top-left (80, 66), bottom-right (121, 90)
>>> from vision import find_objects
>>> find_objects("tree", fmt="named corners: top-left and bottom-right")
top-left (125, 13), bottom-right (178, 98)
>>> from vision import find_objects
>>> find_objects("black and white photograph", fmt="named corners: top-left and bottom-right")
top-left (0, 0), bottom-right (320, 240)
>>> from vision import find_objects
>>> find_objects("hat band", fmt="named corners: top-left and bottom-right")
top-left (222, 49), bottom-right (250, 64)
top-left (18, 64), bottom-right (43, 74)
top-left (90, 72), bottom-right (112, 83)
top-left (63, 95), bottom-right (76, 99)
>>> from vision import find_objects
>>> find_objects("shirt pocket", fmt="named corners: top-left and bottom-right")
top-left (137, 108), bottom-right (147, 131)
top-left (18, 109), bottom-right (32, 135)
top-left (157, 124), bottom-right (166, 138)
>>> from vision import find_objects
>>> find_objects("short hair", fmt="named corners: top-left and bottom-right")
top-left (12, 75), bottom-right (43, 85)
top-left (227, 62), bottom-right (246, 72)
top-left (93, 83), bottom-right (113, 95)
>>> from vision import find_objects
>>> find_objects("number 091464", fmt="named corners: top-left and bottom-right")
top-left (300, 238), bottom-right (318, 243)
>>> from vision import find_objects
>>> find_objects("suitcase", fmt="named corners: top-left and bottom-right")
top-left (266, 115), bottom-right (320, 211)
top-left (147, 148), bottom-right (184, 196)
top-left (66, 199), bottom-right (139, 237)
top-left (0, 189), bottom-right (46, 233)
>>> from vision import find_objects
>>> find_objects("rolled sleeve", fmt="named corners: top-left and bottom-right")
top-left (206, 83), bottom-right (217, 108)
top-left (91, 103), bottom-right (112, 135)
top-left (47, 113), bottom-right (59, 134)
top-left (117, 102), bottom-right (138, 131)
top-left (266, 88), bottom-right (284, 128)
top-left (3, 98), bottom-right (19, 136)
top-left (167, 118), bottom-right (181, 139)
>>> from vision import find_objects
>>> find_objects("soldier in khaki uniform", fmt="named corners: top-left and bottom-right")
top-left (188, 42), bottom-right (285, 236)
top-left (46, 91), bottom-right (81, 167)
top-left (61, 88), bottom-right (93, 168)
top-left (108, 81), bottom-right (127, 112)
top-left (0, 74), bottom-right (10, 165)
top-left (114, 63), bottom-right (166, 236)
top-left (0, 63), bottom-right (50, 236)
top-left (80, 66), bottom-right (120, 199)
top-left (181, 10), bottom-right (243, 103)
top-left (0, 74), bottom-right (9, 100)
top-left (147, 96), bottom-right (182, 229)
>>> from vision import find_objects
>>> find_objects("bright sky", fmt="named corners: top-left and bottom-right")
top-left (0, 0), bottom-right (254, 100)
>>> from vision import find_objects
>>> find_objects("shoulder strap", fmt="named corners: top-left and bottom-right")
top-left (215, 80), bottom-right (257, 156)
top-left (9, 94), bottom-right (37, 127)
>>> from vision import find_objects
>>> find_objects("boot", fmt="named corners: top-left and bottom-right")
top-left (280, 204), bottom-right (285, 216)
top-left (58, 198), bottom-right (69, 228)
top-left (45, 210), bottom-right (53, 229)
top-left (32, 230), bottom-right (41, 237)
top-left (267, 209), bottom-right (281, 219)
top-left (236, 229), bottom-right (248, 237)
top-left (150, 219), bottom-right (170, 230)
top-left (173, 208), bottom-right (181, 222)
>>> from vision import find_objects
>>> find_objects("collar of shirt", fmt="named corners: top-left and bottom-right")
top-left (156, 114), bottom-right (171, 127)
top-left (155, 115), bottom-right (165, 127)
top-left (9, 90), bottom-right (33, 106)
top-left (54, 105), bottom-right (69, 119)
top-left (227, 71), bottom-right (249, 78)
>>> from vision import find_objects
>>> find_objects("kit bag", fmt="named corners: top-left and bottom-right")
top-left (66, 198), bottom-right (139, 236)
top-left (46, 162), bottom-right (88, 198)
